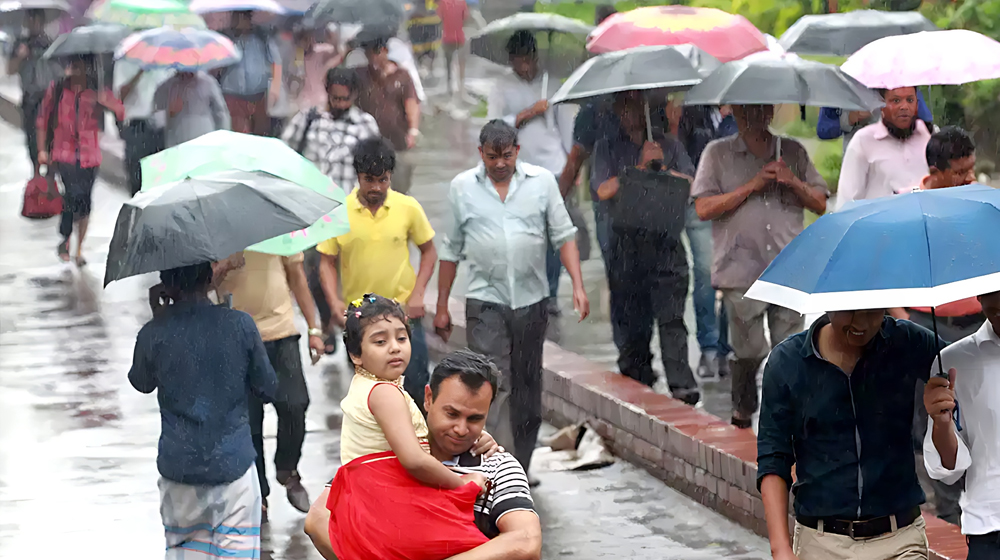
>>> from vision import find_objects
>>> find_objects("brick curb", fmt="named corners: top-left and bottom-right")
top-left (422, 298), bottom-right (968, 560)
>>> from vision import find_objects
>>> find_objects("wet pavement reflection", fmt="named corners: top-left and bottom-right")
top-left (0, 110), bottom-right (767, 556)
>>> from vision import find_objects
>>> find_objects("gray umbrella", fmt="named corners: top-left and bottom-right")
top-left (779, 10), bottom-right (936, 56)
top-left (469, 13), bottom-right (593, 70)
top-left (550, 45), bottom-right (720, 105)
top-left (683, 56), bottom-right (884, 112)
top-left (43, 24), bottom-right (132, 58)
top-left (303, 0), bottom-right (404, 30)
top-left (0, 0), bottom-right (69, 26)
top-left (104, 170), bottom-right (339, 285)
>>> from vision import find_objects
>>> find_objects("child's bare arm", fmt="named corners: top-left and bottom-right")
top-left (368, 384), bottom-right (467, 489)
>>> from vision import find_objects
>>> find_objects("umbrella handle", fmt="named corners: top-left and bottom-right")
top-left (930, 307), bottom-right (962, 432)
top-left (644, 99), bottom-right (652, 143)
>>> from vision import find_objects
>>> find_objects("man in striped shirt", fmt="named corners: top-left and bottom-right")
top-left (305, 350), bottom-right (541, 558)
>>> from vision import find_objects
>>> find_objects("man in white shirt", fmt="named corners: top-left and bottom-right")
top-left (114, 61), bottom-right (173, 195)
top-left (487, 30), bottom-right (575, 313)
top-left (924, 291), bottom-right (1000, 559)
top-left (836, 87), bottom-right (932, 210)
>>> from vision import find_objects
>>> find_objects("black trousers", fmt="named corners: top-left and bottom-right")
top-left (968, 534), bottom-right (1000, 560)
top-left (54, 162), bottom-right (98, 240)
top-left (303, 248), bottom-right (331, 331)
top-left (466, 298), bottom-right (548, 471)
top-left (122, 119), bottom-right (164, 196)
top-left (608, 226), bottom-right (697, 392)
top-left (250, 334), bottom-right (310, 499)
top-left (21, 92), bottom-right (45, 170)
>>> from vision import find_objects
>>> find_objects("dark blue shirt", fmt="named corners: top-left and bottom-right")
top-left (757, 316), bottom-right (943, 519)
top-left (816, 89), bottom-right (933, 140)
top-left (129, 300), bottom-right (277, 485)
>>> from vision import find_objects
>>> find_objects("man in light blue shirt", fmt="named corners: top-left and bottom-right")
top-left (434, 119), bottom-right (589, 477)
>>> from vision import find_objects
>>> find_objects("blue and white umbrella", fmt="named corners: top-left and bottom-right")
top-left (745, 184), bottom-right (1000, 315)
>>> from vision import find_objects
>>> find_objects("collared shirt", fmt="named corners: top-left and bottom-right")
top-left (113, 59), bottom-right (174, 122)
top-left (316, 189), bottom-right (435, 305)
top-left (439, 162), bottom-right (577, 309)
top-left (217, 251), bottom-right (304, 343)
top-left (154, 72), bottom-right (231, 148)
top-left (280, 105), bottom-right (380, 194)
top-left (220, 29), bottom-right (279, 97)
top-left (487, 69), bottom-right (575, 176)
top-left (12, 34), bottom-right (61, 96)
top-left (836, 119), bottom-right (932, 210)
top-left (128, 300), bottom-right (277, 485)
top-left (355, 64), bottom-right (417, 152)
top-left (36, 80), bottom-right (125, 169)
top-left (690, 135), bottom-right (828, 289)
top-left (924, 321), bottom-right (1000, 536)
top-left (757, 315), bottom-right (942, 519)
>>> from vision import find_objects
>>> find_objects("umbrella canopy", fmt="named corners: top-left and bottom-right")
top-left (303, 0), bottom-right (403, 29)
top-left (469, 13), bottom-right (593, 67)
top-left (745, 184), bottom-right (1000, 315)
top-left (86, 0), bottom-right (206, 29)
top-left (115, 26), bottom-right (240, 71)
top-left (683, 56), bottom-right (883, 111)
top-left (841, 29), bottom-right (1000, 89)
top-left (779, 10), bottom-right (936, 57)
top-left (586, 6), bottom-right (767, 63)
top-left (105, 169), bottom-right (339, 285)
top-left (550, 45), bottom-right (720, 104)
top-left (0, 0), bottom-right (69, 26)
top-left (140, 130), bottom-right (349, 255)
top-left (43, 23), bottom-right (132, 58)
top-left (189, 0), bottom-right (287, 15)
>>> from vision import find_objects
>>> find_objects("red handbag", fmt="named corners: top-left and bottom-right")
top-left (21, 173), bottom-right (62, 219)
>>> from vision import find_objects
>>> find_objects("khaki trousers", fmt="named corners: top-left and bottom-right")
top-left (792, 516), bottom-right (929, 560)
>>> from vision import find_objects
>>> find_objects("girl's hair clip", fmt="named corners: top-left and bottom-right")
top-left (355, 310), bottom-right (362, 318)
top-left (350, 297), bottom-right (364, 309)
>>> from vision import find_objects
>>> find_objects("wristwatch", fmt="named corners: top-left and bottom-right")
top-left (307, 327), bottom-right (323, 338)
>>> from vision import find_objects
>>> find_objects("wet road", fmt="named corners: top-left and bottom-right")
top-left (0, 115), bottom-right (770, 557)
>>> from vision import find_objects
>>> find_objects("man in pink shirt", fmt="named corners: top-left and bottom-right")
top-left (835, 87), bottom-right (932, 210)
top-left (437, 0), bottom-right (469, 99)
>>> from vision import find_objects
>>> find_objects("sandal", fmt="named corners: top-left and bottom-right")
top-left (57, 240), bottom-right (70, 262)
top-left (75, 255), bottom-right (87, 267)
top-left (323, 332), bottom-right (337, 355)
top-left (731, 416), bottom-right (752, 430)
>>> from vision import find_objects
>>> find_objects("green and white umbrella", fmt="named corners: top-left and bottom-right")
top-left (140, 130), bottom-right (350, 256)
top-left (86, 0), bottom-right (206, 29)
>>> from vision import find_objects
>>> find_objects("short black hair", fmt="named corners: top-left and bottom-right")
top-left (361, 36), bottom-right (389, 52)
top-left (325, 66), bottom-right (358, 93)
top-left (428, 349), bottom-right (499, 401)
top-left (479, 119), bottom-right (518, 151)
top-left (595, 5), bottom-right (617, 25)
top-left (926, 126), bottom-right (975, 171)
top-left (343, 293), bottom-right (411, 358)
top-left (160, 262), bottom-right (212, 293)
top-left (352, 136), bottom-right (396, 176)
top-left (506, 30), bottom-right (537, 57)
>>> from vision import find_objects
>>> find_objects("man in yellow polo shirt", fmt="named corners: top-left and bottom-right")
top-left (317, 137), bottom-right (437, 405)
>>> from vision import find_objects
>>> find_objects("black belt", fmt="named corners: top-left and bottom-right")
top-left (797, 507), bottom-right (921, 540)
top-left (968, 532), bottom-right (1000, 547)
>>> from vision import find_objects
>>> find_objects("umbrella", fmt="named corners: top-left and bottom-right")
top-left (115, 27), bottom-right (241, 72)
top-left (550, 45), bottom-right (720, 104)
top-left (586, 6), bottom-right (767, 63)
top-left (745, 184), bottom-right (1000, 315)
top-left (188, 0), bottom-right (287, 15)
top-left (470, 13), bottom-right (593, 67)
top-left (683, 56), bottom-right (883, 112)
top-left (140, 130), bottom-right (349, 255)
top-left (104, 169), bottom-right (339, 285)
top-left (304, 0), bottom-right (403, 30)
top-left (778, 10), bottom-right (936, 57)
top-left (42, 23), bottom-right (132, 58)
top-left (841, 29), bottom-right (1000, 89)
top-left (86, 0), bottom-right (206, 29)
top-left (0, 0), bottom-right (69, 26)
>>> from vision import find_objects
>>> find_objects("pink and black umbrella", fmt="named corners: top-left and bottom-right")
top-left (115, 26), bottom-right (241, 72)
top-left (586, 5), bottom-right (767, 63)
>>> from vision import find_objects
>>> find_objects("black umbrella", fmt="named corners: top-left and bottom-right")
top-left (104, 170), bottom-right (338, 285)
top-left (303, 0), bottom-right (404, 31)
top-left (42, 23), bottom-right (132, 58)
top-left (778, 10), bottom-right (937, 57)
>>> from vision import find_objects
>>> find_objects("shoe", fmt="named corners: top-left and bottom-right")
top-left (718, 353), bottom-right (732, 378)
top-left (277, 470), bottom-right (310, 513)
top-left (528, 475), bottom-right (541, 488)
top-left (261, 497), bottom-right (269, 524)
top-left (696, 350), bottom-right (720, 380)
top-left (546, 297), bottom-right (562, 317)
top-left (731, 416), bottom-right (752, 430)
top-left (674, 388), bottom-right (701, 407)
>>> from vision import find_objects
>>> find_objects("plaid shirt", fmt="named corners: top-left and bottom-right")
top-left (36, 80), bottom-right (124, 169)
top-left (281, 105), bottom-right (380, 194)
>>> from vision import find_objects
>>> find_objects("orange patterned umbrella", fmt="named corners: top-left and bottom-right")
top-left (586, 5), bottom-right (767, 63)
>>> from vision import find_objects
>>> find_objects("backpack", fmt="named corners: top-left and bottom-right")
top-left (296, 108), bottom-right (320, 155)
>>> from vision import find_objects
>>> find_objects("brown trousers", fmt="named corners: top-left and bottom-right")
top-left (792, 516), bottom-right (929, 560)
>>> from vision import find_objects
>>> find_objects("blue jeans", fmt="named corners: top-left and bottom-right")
top-left (402, 319), bottom-right (430, 407)
top-left (686, 203), bottom-right (728, 353)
